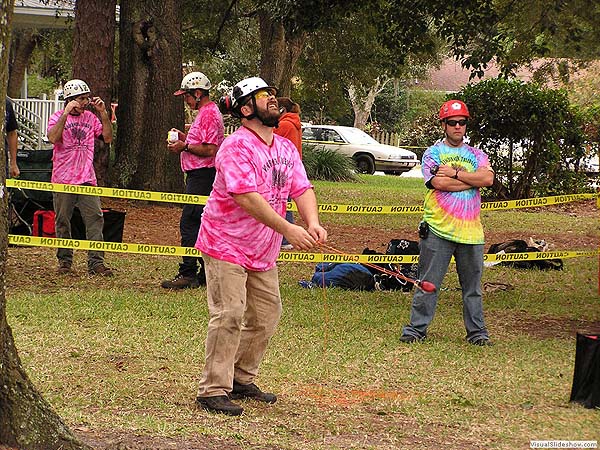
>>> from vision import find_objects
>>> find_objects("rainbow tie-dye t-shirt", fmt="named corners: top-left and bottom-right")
top-left (421, 141), bottom-right (490, 244)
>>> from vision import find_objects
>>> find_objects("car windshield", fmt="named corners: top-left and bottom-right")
top-left (338, 127), bottom-right (379, 145)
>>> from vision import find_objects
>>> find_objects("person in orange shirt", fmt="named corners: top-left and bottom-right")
top-left (274, 97), bottom-right (302, 250)
top-left (274, 97), bottom-right (302, 156)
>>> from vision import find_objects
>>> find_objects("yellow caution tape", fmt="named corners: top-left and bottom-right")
top-left (482, 249), bottom-right (598, 262)
top-left (480, 193), bottom-right (596, 211)
top-left (9, 235), bottom-right (598, 262)
top-left (7, 179), bottom-right (596, 213)
top-left (6, 179), bottom-right (209, 205)
top-left (8, 235), bottom-right (201, 257)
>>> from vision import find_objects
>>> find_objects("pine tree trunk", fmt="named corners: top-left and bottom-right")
top-left (7, 29), bottom-right (39, 98)
top-left (113, 0), bottom-right (184, 192)
top-left (72, 0), bottom-right (117, 187)
top-left (258, 13), bottom-right (306, 97)
top-left (278, 32), bottom-right (306, 97)
top-left (258, 11), bottom-right (286, 87)
top-left (0, 2), bottom-right (90, 448)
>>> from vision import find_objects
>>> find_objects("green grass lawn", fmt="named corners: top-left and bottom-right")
top-left (5, 175), bottom-right (599, 449)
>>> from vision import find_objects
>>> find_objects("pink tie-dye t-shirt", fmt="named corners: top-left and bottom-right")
top-left (181, 101), bottom-right (224, 171)
top-left (48, 110), bottom-right (103, 186)
top-left (421, 142), bottom-right (490, 244)
top-left (196, 126), bottom-right (313, 271)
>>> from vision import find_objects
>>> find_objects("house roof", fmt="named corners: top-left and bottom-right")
top-left (13, 0), bottom-right (76, 29)
top-left (414, 58), bottom-right (539, 92)
top-left (12, 0), bottom-right (119, 29)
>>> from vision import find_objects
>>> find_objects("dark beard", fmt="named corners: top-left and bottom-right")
top-left (256, 105), bottom-right (280, 127)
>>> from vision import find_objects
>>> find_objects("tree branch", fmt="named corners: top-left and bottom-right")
top-left (211, 0), bottom-right (239, 53)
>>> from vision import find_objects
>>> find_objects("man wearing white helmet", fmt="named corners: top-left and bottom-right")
top-left (193, 76), bottom-right (327, 416)
top-left (161, 71), bottom-right (225, 289)
top-left (47, 79), bottom-right (113, 276)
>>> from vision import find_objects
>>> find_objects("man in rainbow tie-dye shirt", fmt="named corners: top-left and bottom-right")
top-left (400, 100), bottom-right (495, 346)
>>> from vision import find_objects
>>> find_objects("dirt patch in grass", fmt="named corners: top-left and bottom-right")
top-left (296, 385), bottom-right (412, 407)
top-left (74, 428), bottom-right (279, 450)
top-left (494, 312), bottom-right (600, 340)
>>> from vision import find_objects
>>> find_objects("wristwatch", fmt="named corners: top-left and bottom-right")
top-left (183, 143), bottom-right (189, 152)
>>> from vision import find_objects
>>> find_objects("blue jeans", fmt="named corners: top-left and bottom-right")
top-left (281, 198), bottom-right (294, 246)
top-left (401, 232), bottom-right (489, 342)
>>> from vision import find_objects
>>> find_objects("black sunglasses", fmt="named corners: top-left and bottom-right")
top-left (445, 119), bottom-right (468, 127)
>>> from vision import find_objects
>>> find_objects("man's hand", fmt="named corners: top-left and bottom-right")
top-left (434, 164), bottom-right (460, 178)
top-left (167, 140), bottom-right (186, 154)
top-left (282, 223), bottom-right (327, 251)
top-left (90, 97), bottom-right (107, 113)
top-left (307, 224), bottom-right (327, 246)
top-left (9, 162), bottom-right (20, 178)
top-left (166, 128), bottom-right (187, 154)
top-left (64, 100), bottom-right (80, 115)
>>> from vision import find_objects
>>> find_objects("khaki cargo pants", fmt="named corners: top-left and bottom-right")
top-left (197, 254), bottom-right (282, 398)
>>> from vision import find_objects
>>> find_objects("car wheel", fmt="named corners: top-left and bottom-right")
top-left (354, 154), bottom-right (375, 175)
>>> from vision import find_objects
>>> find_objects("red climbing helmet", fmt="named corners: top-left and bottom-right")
top-left (439, 100), bottom-right (470, 120)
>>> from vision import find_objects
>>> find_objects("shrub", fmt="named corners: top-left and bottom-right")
top-left (302, 144), bottom-right (360, 182)
top-left (456, 79), bottom-right (594, 199)
top-left (398, 113), bottom-right (442, 160)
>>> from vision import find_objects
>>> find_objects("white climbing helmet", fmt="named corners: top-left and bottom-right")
top-left (63, 79), bottom-right (91, 100)
top-left (230, 76), bottom-right (276, 110)
top-left (173, 72), bottom-right (212, 96)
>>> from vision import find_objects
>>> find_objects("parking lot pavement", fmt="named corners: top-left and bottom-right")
top-left (401, 166), bottom-right (423, 178)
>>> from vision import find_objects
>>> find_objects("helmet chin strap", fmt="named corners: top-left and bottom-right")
top-left (194, 91), bottom-right (205, 110)
top-left (239, 96), bottom-right (258, 121)
top-left (240, 96), bottom-right (279, 127)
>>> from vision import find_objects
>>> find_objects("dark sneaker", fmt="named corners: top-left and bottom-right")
top-left (400, 334), bottom-right (423, 343)
top-left (57, 261), bottom-right (73, 275)
top-left (196, 395), bottom-right (243, 416)
top-left (230, 380), bottom-right (277, 404)
top-left (160, 274), bottom-right (199, 289)
top-left (469, 337), bottom-right (493, 346)
top-left (89, 264), bottom-right (114, 276)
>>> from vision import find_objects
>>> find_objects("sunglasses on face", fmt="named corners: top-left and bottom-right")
top-left (254, 89), bottom-right (276, 100)
top-left (445, 119), bottom-right (468, 127)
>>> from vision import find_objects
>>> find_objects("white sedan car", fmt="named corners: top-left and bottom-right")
top-left (302, 124), bottom-right (418, 175)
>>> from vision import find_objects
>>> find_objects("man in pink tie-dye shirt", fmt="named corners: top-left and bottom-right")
top-left (194, 77), bottom-right (327, 416)
top-left (161, 72), bottom-right (224, 290)
top-left (47, 79), bottom-right (113, 276)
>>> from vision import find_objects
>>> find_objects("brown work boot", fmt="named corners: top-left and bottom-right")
top-left (160, 274), bottom-right (200, 289)
top-left (196, 395), bottom-right (243, 416)
top-left (57, 261), bottom-right (73, 275)
top-left (89, 263), bottom-right (114, 277)
top-left (230, 380), bottom-right (277, 403)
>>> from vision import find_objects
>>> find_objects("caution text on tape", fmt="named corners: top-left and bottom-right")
top-left (9, 235), bottom-right (598, 262)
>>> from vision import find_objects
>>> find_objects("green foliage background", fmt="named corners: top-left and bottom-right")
top-left (456, 79), bottom-right (592, 198)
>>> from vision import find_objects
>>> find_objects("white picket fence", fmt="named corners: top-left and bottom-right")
top-left (9, 97), bottom-right (62, 150)
top-left (370, 130), bottom-right (405, 147)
